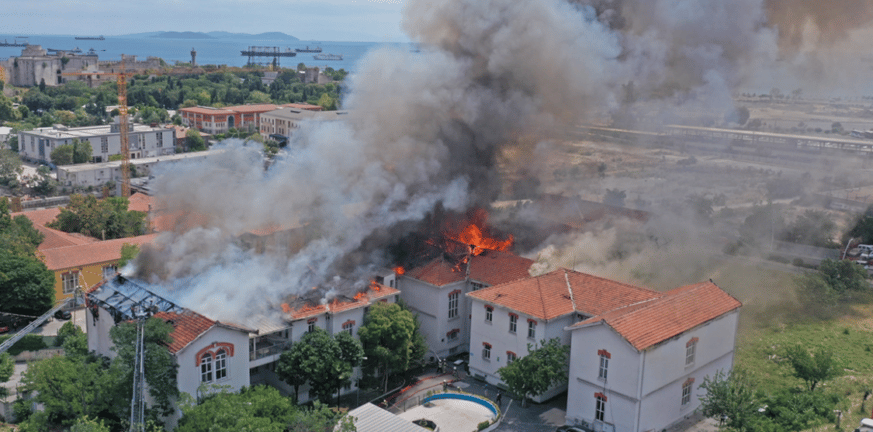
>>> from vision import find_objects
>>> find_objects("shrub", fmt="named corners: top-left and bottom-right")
top-left (477, 420), bottom-right (491, 431)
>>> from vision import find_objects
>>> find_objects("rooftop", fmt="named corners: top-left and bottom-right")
top-left (262, 107), bottom-right (349, 122)
top-left (468, 268), bottom-right (661, 321)
top-left (404, 250), bottom-right (535, 287)
top-left (58, 149), bottom-right (225, 174)
top-left (571, 281), bottom-right (742, 350)
top-left (281, 282), bottom-right (399, 321)
top-left (21, 123), bottom-right (166, 140)
top-left (39, 233), bottom-right (158, 270)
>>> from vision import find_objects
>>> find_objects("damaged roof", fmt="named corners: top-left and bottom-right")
top-left (405, 250), bottom-right (535, 287)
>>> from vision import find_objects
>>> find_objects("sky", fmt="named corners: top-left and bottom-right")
top-left (1, 0), bottom-right (408, 42)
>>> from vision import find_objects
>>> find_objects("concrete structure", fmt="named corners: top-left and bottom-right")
top-left (0, 126), bottom-right (13, 149)
top-left (564, 281), bottom-right (741, 432)
top-left (2, 45), bottom-right (99, 87)
top-left (398, 250), bottom-right (535, 359)
top-left (179, 104), bottom-right (284, 135)
top-left (259, 107), bottom-right (346, 143)
top-left (466, 269), bottom-right (661, 403)
top-left (18, 120), bottom-right (175, 165)
top-left (347, 403), bottom-right (429, 432)
top-left (56, 149), bottom-right (224, 189)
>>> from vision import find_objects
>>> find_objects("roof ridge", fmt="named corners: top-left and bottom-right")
top-left (565, 268), bottom-right (658, 294)
top-left (563, 269), bottom-right (578, 312)
top-left (536, 275), bottom-right (547, 320)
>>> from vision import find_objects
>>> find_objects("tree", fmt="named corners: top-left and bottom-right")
top-left (817, 258), bottom-right (868, 294)
top-left (783, 345), bottom-right (839, 391)
top-left (31, 165), bottom-right (59, 196)
top-left (50, 139), bottom-right (93, 165)
top-left (177, 386), bottom-right (354, 432)
top-left (185, 129), bottom-right (206, 151)
top-left (697, 368), bottom-right (759, 430)
top-left (72, 138), bottom-right (93, 164)
top-left (118, 243), bottom-right (141, 268)
top-left (358, 302), bottom-right (426, 391)
top-left (109, 317), bottom-right (179, 418)
top-left (0, 149), bottom-right (22, 188)
top-left (0, 251), bottom-right (55, 316)
top-left (497, 338), bottom-right (569, 406)
top-left (48, 195), bottom-right (147, 240)
top-left (0, 352), bottom-right (13, 398)
top-left (51, 143), bottom-right (76, 165)
top-left (276, 328), bottom-right (362, 405)
top-left (781, 210), bottom-right (836, 248)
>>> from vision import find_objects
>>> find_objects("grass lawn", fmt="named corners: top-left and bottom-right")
top-left (735, 302), bottom-right (873, 431)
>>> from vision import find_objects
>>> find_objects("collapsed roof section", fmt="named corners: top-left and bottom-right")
top-left (86, 275), bottom-right (184, 324)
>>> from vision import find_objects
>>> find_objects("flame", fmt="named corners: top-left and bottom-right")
top-left (281, 303), bottom-right (291, 313)
top-left (369, 280), bottom-right (382, 291)
top-left (394, 266), bottom-right (405, 275)
top-left (443, 208), bottom-right (513, 256)
top-left (354, 291), bottom-right (368, 301)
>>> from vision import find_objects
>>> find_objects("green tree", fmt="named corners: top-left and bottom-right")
top-left (185, 129), bottom-right (206, 151)
top-left (697, 368), bottom-right (759, 431)
top-left (118, 243), bottom-right (141, 268)
top-left (0, 197), bottom-right (44, 255)
top-left (109, 317), bottom-right (179, 418)
top-left (782, 210), bottom-right (836, 248)
top-left (48, 195), bottom-right (147, 240)
top-left (783, 345), bottom-right (839, 391)
top-left (0, 149), bottom-right (22, 187)
top-left (32, 165), bottom-right (59, 196)
top-left (276, 338), bottom-right (312, 403)
top-left (358, 302), bottom-right (426, 392)
top-left (0, 252), bottom-right (55, 316)
top-left (51, 143), bottom-right (76, 165)
top-left (72, 138), bottom-right (93, 164)
top-left (177, 386), bottom-right (354, 432)
top-left (276, 328), bottom-right (362, 404)
top-left (0, 352), bottom-right (13, 398)
top-left (497, 338), bottom-right (569, 406)
top-left (817, 258), bottom-right (868, 294)
top-left (70, 416), bottom-right (111, 432)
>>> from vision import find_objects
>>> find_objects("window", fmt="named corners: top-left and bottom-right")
top-left (528, 320), bottom-right (537, 339)
top-left (595, 393), bottom-right (607, 421)
top-left (157, 132), bottom-right (163, 148)
top-left (506, 351), bottom-right (517, 364)
top-left (62, 272), bottom-right (79, 295)
top-left (686, 338), bottom-right (698, 366)
top-left (200, 353), bottom-right (213, 383)
top-left (307, 318), bottom-right (317, 333)
top-left (485, 306), bottom-right (493, 323)
top-left (509, 314), bottom-right (517, 333)
top-left (598, 349), bottom-right (610, 380)
top-left (215, 349), bottom-right (227, 380)
top-left (482, 343), bottom-right (491, 361)
top-left (681, 378), bottom-right (694, 405)
top-left (471, 282), bottom-right (485, 291)
top-left (448, 291), bottom-right (459, 319)
top-left (101, 136), bottom-right (108, 153)
top-left (447, 329), bottom-right (460, 341)
top-left (102, 264), bottom-right (117, 279)
top-left (342, 320), bottom-right (354, 336)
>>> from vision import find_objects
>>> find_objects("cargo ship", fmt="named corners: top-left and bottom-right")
top-left (75, 35), bottom-right (105, 40)
top-left (296, 46), bottom-right (322, 53)
top-left (0, 38), bottom-right (28, 47)
top-left (313, 53), bottom-right (342, 61)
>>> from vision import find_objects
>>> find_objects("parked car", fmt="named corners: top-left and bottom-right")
top-left (54, 309), bottom-right (72, 320)
top-left (0, 324), bottom-right (9, 334)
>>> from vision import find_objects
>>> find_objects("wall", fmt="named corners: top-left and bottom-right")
top-left (175, 326), bottom-right (251, 399)
top-left (53, 262), bottom-right (116, 301)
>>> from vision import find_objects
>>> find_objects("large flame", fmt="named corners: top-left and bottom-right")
top-left (443, 208), bottom-right (513, 256)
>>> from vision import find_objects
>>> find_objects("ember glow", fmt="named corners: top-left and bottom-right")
top-left (443, 208), bottom-right (513, 256)
top-left (394, 266), bottom-right (405, 275)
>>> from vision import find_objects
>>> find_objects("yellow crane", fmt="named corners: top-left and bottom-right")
top-left (62, 56), bottom-right (134, 196)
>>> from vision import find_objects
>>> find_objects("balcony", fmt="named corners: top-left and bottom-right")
top-left (249, 340), bottom-right (291, 362)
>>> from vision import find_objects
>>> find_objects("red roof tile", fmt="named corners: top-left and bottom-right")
top-left (179, 107), bottom-right (235, 115)
top-left (127, 192), bottom-right (152, 213)
top-left (39, 233), bottom-right (158, 270)
top-left (573, 281), bottom-right (742, 350)
top-left (468, 269), bottom-right (661, 321)
top-left (283, 283), bottom-right (399, 320)
top-left (405, 250), bottom-right (535, 287)
top-left (153, 310), bottom-right (216, 354)
top-left (11, 207), bottom-right (62, 227)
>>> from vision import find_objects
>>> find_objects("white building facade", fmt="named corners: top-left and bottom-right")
top-left (565, 282), bottom-right (742, 432)
top-left (18, 121), bottom-right (174, 165)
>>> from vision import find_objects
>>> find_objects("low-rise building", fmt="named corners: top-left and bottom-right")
top-left (18, 121), bottom-right (175, 165)
top-left (179, 104), bottom-right (283, 135)
top-left (259, 106), bottom-right (344, 143)
top-left (2, 45), bottom-right (99, 87)
top-left (565, 281), bottom-right (741, 432)
top-left (397, 250), bottom-right (535, 359)
top-left (56, 149), bottom-right (224, 189)
top-left (466, 269), bottom-right (661, 402)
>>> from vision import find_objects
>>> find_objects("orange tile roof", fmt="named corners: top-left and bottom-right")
top-left (224, 104), bottom-right (278, 113)
top-left (12, 207), bottom-right (62, 227)
top-left (468, 269), bottom-right (661, 321)
top-left (127, 192), bottom-right (152, 213)
top-left (39, 233), bottom-right (158, 270)
top-left (12, 207), bottom-right (101, 250)
top-left (572, 281), bottom-right (742, 351)
top-left (153, 310), bottom-right (216, 354)
top-left (281, 103), bottom-right (323, 111)
top-left (405, 250), bottom-right (535, 287)
top-left (283, 283), bottom-right (399, 320)
top-left (179, 107), bottom-right (235, 115)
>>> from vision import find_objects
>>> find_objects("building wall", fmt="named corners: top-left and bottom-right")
top-left (468, 297), bottom-right (573, 402)
top-left (176, 326), bottom-right (251, 399)
top-left (18, 125), bottom-right (174, 165)
top-left (52, 261), bottom-right (116, 301)
top-left (397, 277), bottom-right (467, 359)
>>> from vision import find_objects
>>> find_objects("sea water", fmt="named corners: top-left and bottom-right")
top-left (0, 34), bottom-right (410, 72)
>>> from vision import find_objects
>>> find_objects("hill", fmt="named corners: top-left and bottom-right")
top-left (151, 32), bottom-right (217, 39)
top-left (207, 31), bottom-right (299, 41)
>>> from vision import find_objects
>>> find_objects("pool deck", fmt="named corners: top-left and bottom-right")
top-left (398, 398), bottom-right (495, 432)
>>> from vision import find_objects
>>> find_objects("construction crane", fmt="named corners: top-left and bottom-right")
top-left (62, 56), bottom-right (134, 196)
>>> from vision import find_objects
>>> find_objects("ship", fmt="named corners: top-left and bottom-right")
top-left (296, 46), bottom-right (322, 53)
top-left (313, 53), bottom-right (342, 61)
top-left (75, 35), bottom-right (105, 40)
top-left (0, 38), bottom-right (28, 47)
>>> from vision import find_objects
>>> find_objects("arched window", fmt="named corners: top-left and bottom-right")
top-left (215, 349), bottom-right (227, 380)
top-left (200, 353), bottom-right (213, 383)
